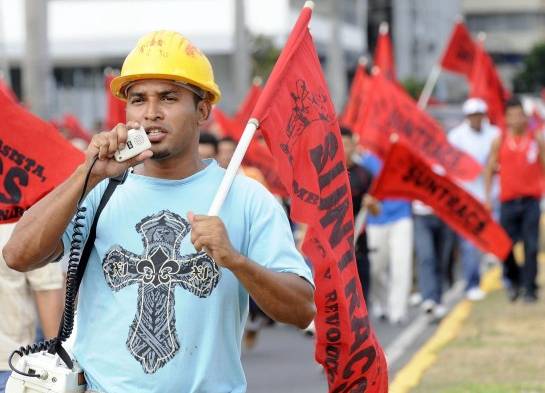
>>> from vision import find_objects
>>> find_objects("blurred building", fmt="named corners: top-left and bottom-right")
top-left (463, 0), bottom-right (545, 85)
top-left (0, 0), bottom-right (364, 126)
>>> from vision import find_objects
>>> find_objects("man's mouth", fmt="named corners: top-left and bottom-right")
top-left (145, 127), bottom-right (167, 142)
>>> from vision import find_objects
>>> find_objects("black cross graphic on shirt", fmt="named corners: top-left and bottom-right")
top-left (102, 210), bottom-right (221, 373)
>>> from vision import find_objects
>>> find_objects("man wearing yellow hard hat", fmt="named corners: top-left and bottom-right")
top-left (4, 31), bottom-right (315, 393)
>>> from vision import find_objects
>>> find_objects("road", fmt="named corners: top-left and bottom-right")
top-left (242, 281), bottom-right (465, 392)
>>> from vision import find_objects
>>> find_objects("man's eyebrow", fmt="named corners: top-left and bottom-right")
top-left (128, 89), bottom-right (180, 97)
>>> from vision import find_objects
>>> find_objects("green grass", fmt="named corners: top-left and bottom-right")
top-left (412, 265), bottom-right (545, 393)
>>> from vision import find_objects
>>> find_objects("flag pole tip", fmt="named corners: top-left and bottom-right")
top-left (358, 56), bottom-right (368, 66)
top-left (477, 31), bottom-right (487, 41)
top-left (248, 118), bottom-right (260, 127)
top-left (252, 76), bottom-right (263, 86)
top-left (371, 66), bottom-right (380, 76)
top-left (304, 1), bottom-right (315, 10)
top-left (379, 22), bottom-right (389, 34)
top-left (455, 14), bottom-right (464, 23)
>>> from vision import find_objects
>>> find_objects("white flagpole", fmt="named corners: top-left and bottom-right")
top-left (208, 119), bottom-right (260, 216)
top-left (417, 64), bottom-right (441, 109)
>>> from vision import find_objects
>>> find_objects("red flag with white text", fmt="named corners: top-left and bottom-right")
top-left (250, 5), bottom-right (388, 392)
top-left (440, 22), bottom-right (476, 79)
top-left (353, 71), bottom-right (482, 181)
top-left (0, 90), bottom-right (84, 223)
top-left (371, 141), bottom-right (512, 259)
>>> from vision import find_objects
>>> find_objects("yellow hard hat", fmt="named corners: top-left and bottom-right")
top-left (110, 31), bottom-right (221, 103)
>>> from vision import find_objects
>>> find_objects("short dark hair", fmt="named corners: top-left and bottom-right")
top-left (340, 126), bottom-right (353, 137)
top-left (219, 136), bottom-right (236, 145)
top-left (505, 96), bottom-right (523, 111)
top-left (199, 132), bottom-right (219, 153)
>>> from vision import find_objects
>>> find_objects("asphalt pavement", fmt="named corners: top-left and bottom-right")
top-left (242, 281), bottom-right (466, 392)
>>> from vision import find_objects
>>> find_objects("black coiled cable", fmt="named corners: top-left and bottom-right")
top-left (8, 157), bottom-right (99, 378)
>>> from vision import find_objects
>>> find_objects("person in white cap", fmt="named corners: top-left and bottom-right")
top-left (447, 97), bottom-right (500, 301)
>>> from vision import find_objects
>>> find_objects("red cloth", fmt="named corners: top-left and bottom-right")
top-left (105, 74), bottom-right (126, 130)
top-left (498, 132), bottom-right (543, 202)
top-left (340, 64), bottom-right (369, 129)
top-left (440, 22), bottom-right (476, 79)
top-left (374, 27), bottom-right (396, 82)
top-left (0, 79), bottom-right (17, 104)
top-left (213, 92), bottom-right (288, 197)
top-left (61, 114), bottom-right (92, 143)
top-left (372, 141), bottom-right (512, 260)
top-left (0, 89), bottom-right (84, 223)
top-left (250, 6), bottom-right (388, 392)
top-left (469, 43), bottom-right (509, 129)
top-left (353, 71), bottom-right (482, 181)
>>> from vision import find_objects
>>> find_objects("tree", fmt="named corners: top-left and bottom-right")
top-left (514, 42), bottom-right (545, 93)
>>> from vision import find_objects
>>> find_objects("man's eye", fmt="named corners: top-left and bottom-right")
top-left (162, 96), bottom-right (177, 102)
top-left (129, 97), bottom-right (144, 104)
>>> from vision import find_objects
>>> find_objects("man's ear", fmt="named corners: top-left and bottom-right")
top-left (197, 100), bottom-right (212, 124)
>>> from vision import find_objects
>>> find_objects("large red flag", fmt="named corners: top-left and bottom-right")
top-left (0, 79), bottom-right (17, 104)
top-left (0, 90), bottom-right (84, 223)
top-left (212, 91), bottom-right (288, 197)
top-left (340, 61), bottom-right (370, 129)
top-left (371, 141), bottom-right (512, 259)
top-left (233, 79), bottom-right (262, 131)
top-left (105, 74), bottom-right (126, 130)
top-left (469, 42), bottom-right (508, 129)
top-left (354, 71), bottom-right (482, 181)
top-left (374, 22), bottom-right (396, 82)
top-left (440, 21), bottom-right (476, 79)
top-left (250, 5), bottom-right (387, 392)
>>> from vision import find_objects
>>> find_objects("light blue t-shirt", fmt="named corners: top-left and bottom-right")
top-left (360, 153), bottom-right (412, 225)
top-left (62, 160), bottom-right (312, 393)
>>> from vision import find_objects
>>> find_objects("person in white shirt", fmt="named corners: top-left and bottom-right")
top-left (448, 98), bottom-right (500, 301)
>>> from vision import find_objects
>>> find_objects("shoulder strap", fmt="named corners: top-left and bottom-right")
top-left (74, 170), bottom-right (128, 289)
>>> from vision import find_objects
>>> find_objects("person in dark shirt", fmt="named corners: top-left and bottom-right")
top-left (340, 126), bottom-right (379, 303)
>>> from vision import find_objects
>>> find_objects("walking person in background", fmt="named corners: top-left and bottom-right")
top-left (448, 98), bottom-right (501, 301)
top-left (485, 96), bottom-right (545, 303)
top-left (360, 151), bottom-right (413, 325)
top-left (413, 202), bottom-right (455, 321)
top-left (340, 127), bottom-right (380, 303)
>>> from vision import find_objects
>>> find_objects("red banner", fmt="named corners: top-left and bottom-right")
top-left (105, 74), bottom-right (126, 130)
top-left (374, 23), bottom-right (396, 82)
top-left (213, 88), bottom-right (287, 197)
top-left (371, 141), bottom-right (512, 259)
top-left (340, 63), bottom-right (369, 129)
top-left (0, 90), bottom-right (84, 223)
top-left (61, 114), bottom-right (92, 143)
top-left (440, 22), bottom-right (476, 79)
top-left (0, 79), bottom-right (17, 104)
top-left (354, 71), bottom-right (482, 181)
top-left (250, 5), bottom-right (387, 392)
top-left (469, 42), bottom-right (508, 129)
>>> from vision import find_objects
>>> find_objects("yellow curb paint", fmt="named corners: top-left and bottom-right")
top-left (389, 265), bottom-right (501, 393)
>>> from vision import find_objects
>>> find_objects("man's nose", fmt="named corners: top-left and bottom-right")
top-left (145, 100), bottom-right (163, 121)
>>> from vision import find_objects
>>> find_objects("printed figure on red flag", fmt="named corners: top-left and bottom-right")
top-left (485, 97), bottom-right (545, 304)
top-left (354, 70), bottom-right (482, 181)
top-left (448, 97), bottom-right (501, 301)
top-left (250, 4), bottom-right (388, 392)
top-left (440, 21), bottom-right (476, 79)
top-left (4, 29), bottom-right (315, 393)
